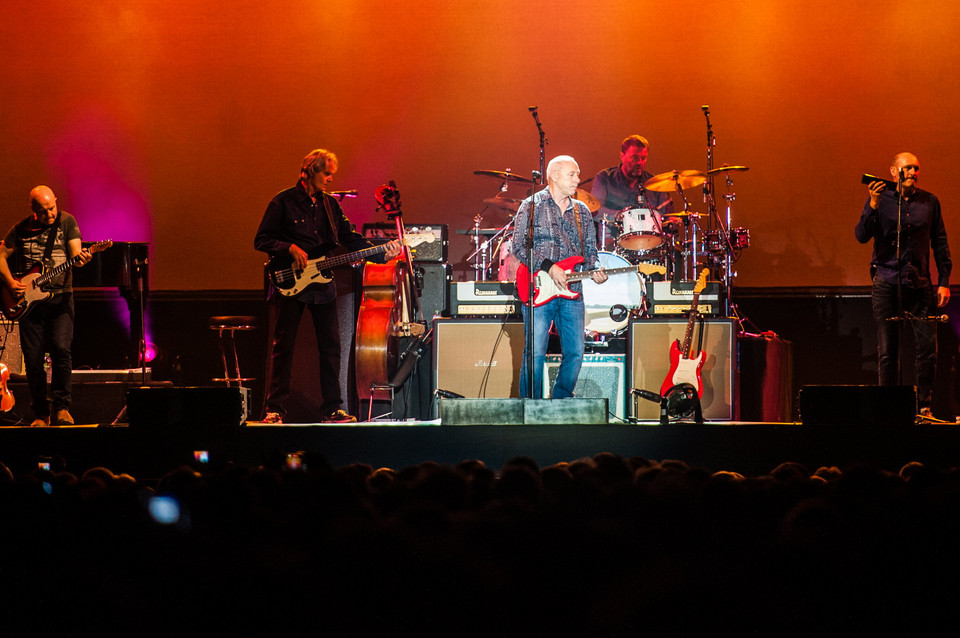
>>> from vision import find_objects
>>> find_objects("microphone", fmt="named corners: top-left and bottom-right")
top-left (899, 168), bottom-right (906, 182)
top-left (609, 304), bottom-right (628, 322)
top-left (528, 106), bottom-right (538, 112)
top-left (631, 388), bottom-right (662, 403)
top-left (928, 315), bottom-right (949, 323)
top-left (435, 389), bottom-right (464, 399)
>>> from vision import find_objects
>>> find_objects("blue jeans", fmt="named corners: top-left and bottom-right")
top-left (519, 296), bottom-right (585, 399)
top-left (872, 279), bottom-right (937, 409)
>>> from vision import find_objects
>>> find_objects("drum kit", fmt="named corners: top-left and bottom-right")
top-left (463, 162), bottom-right (752, 339)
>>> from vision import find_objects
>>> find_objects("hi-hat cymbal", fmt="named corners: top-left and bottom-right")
top-left (483, 197), bottom-right (521, 213)
top-left (644, 169), bottom-right (707, 192)
top-left (706, 165), bottom-right (750, 175)
top-left (573, 189), bottom-right (601, 213)
top-left (473, 169), bottom-right (533, 184)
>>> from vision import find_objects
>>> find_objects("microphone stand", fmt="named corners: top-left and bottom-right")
top-left (525, 106), bottom-right (546, 399)
top-left (895, 169), bottom-right (905, 385)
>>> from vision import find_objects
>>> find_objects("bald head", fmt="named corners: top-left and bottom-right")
top-left (29, 185), bottom-right (58, 225)
top-left (890, 153), bottom-right (920, 193)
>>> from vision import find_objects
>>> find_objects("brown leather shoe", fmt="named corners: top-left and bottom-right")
top-left (31, 416), bottom-right (50, 427)
top-left (54, 409), bottom-right (75, 426)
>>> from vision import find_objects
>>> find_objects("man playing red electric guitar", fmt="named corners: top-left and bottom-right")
top-left (510, 155), bottom-right (607, 399)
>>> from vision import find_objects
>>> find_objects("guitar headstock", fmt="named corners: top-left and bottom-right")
top-left (404, 233), bottom-right (435, 248)
top-left (637, 263), bottom-right (667, 276)
top-left (694, 268), bottom-right (710, 294)
top-left (90, 240), bottom-right (113, 254)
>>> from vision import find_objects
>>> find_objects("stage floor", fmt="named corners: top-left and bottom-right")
top-left (2, 418), bottom-right (959, 481)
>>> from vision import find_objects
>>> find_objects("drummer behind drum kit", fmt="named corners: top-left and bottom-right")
top-left (464, 164), bottom-right (752, 342)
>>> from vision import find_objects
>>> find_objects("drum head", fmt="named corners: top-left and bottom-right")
top-left (582, 251), bottom-right (644, 335)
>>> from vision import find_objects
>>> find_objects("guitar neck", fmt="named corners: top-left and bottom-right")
top-left (35, 253), bottom-right (86, 287)
top-left (566, 264), bottom-right (643, 282)
top-left (318, 244), bottom-right (388, 269)
top-left (680, 289), bottom-right (702, 358)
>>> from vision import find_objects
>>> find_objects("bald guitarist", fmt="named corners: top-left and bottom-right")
top-left (511, 155), bottom-right (608, 399)
top-left (0, 186), bottom-right (93, 426)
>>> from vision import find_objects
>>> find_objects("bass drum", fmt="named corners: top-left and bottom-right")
top-left (582, 251), bottom-right (644, 335)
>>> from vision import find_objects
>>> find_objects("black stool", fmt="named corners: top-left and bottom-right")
top-left (209, 315), bottom-right (257, 387)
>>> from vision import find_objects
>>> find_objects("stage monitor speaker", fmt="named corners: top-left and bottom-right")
top-left (799, 385), bottom-right (917, 426)
top-left (127, 386), bottom-right (250, 432)
top-left (433, 318), bottom-right (523, 398)
top-left (544, 353), bottom-right (625, 421)
top-left (0, 322), bottom-right (23, 375)
top-left (628, 318), bottom-right (737, 421)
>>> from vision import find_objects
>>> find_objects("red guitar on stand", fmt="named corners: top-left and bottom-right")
top-left (661, 268), bottom-right (710, 398)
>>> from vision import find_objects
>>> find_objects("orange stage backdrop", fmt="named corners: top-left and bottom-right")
top-left (2, 0), bottom-right (959, 290)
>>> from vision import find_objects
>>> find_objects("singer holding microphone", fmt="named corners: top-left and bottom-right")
top-left (254, 148), bottom-right (401, 424)
top-left (856, 152), bottom-right (952, 418)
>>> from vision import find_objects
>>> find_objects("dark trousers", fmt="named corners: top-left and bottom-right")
top-left (18, 292), bottom-right (74, 417)
top-left (264, 295), bottom-right (342, 417)
top-left (872, 279), bottom-right (937, 409)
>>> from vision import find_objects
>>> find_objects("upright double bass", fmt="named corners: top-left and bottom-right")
top-left (354, 183), bottom-right (425, 400)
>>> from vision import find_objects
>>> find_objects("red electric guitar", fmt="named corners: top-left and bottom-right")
top-left (515, 255), bottom-right (665, 306)
top-left (661, 268), bottom-right (710, 398)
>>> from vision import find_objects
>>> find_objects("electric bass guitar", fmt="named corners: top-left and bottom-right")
top-left (0, 240), bottom-right (113, 321)
top-left (515, 255), bottom-right (666, 306)
top-left (661, 268), bottom-right (710, 398)
top-left (266, 233), bottom-right (434, 297)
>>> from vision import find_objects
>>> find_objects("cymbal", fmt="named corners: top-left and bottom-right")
top-left (706, 165), bottom-right (750, 175)
top-left (644, 169), bottom-right (707, 192)
top-left (473, 169), bottom-right (533, 184)
top-left (573, 189), bottom-right (601, 213)
top-left (483, 197), bottom-right (521, 212)
top-left (663, 210), bottom-right (702, 218)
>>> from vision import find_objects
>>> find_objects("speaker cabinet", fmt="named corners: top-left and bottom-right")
top-left (800, 385), bottom-right (917, 426)
top-left (544, 353), bottom-right (626, 420)
top-left (127, 386), bottom-right (250, 431)
top-left (433, 318), bottom-right (523, 398)
top-left (628, 318), bottom-right (737, 420)
top-left (413, 262), bottom-right (451, 326)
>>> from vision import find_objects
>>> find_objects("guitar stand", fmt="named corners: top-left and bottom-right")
top-left (659, 383), bottom-right (704, 426)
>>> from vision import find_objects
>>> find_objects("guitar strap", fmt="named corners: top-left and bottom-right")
top-left (571, 200), bottom-right (585, 260)
top-left (319, 193), bottom-right (340, 245)
top-left (41, 218), bottom-right (60, 267)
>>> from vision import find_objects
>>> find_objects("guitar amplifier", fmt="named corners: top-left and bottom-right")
top-left (646, 280), bottom-right (722, 316)
top-left (450, 281), bottom-right (521, 318)
top-left (362, 223), bottom-right (448, 262)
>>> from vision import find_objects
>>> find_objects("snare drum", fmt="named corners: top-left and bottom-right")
top-left (615, 208), bottom-right (662, 253)
top-left (582, 251), bottom-right (645, 335)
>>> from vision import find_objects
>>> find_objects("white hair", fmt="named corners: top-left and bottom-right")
top-left (546, 155), bottom-right (579, 183)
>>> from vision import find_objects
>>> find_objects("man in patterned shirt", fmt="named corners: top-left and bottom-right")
top-left (510, 155), bottom-right (607, 399)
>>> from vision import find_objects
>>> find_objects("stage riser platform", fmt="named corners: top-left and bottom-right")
top-left (2, 423), bottom-right (960, 480)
